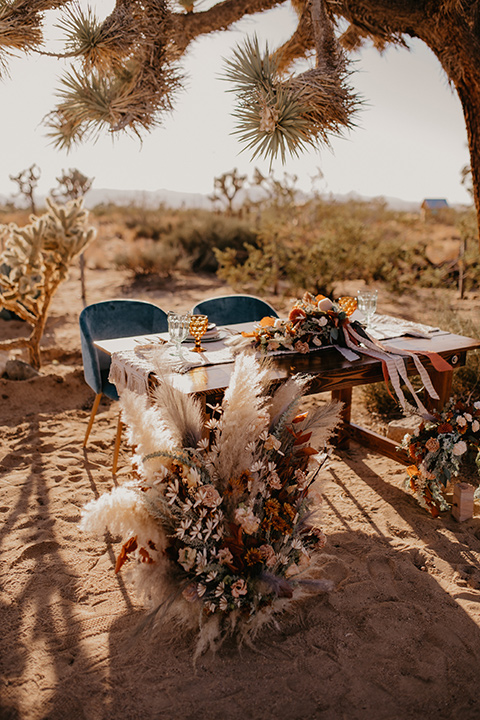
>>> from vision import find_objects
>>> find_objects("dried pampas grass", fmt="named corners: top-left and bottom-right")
top-left (80, 352), bottom-right (342, 657)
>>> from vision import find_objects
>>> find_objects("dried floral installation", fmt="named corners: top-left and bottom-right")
top-left (81, 352), bottom-right (342, 656)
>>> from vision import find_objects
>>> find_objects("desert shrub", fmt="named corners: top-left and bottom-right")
top-left (166, 212), bottom-right (258, 272)
top-left (113, 210), bottom-right (257, 275)
top-left (216, 198), bottom-right (423, 296)
top-left (113, 239), bottom-right (181, 277)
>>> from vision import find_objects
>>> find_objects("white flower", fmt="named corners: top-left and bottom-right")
top-left (312, 336), bottom-right (323, 346)
top-left (152, 466), bottom-right (168, 485)
top-left (197, 438), bottom-right (209, 450)
top-left (175, 517), bottom-right (193, 539)
top-left (464, 413), bottom-right (473, 422)
top-left (267, 340), bottom-right (280, 351)
top-left (203, 517), bottom-right (216, 540)
top-left (190, 522), bottom-right (203, 540)
top-left (197, 583), bottom-right (206, 597)
top-left (196, 549), bottom-right (208, 571)
top-left (184, 467), bottom-right (201, 489)
top-left (472, 420), bottom-right (479, 433)
top-left (235, 506), bottom-right (260, 535)
top-left (215, 581), bottom-right (225, 597)
top-left (318, 316), bottom-right (328, 326)
top-left (456, 416), bottom-right (467, 427)
top-left (219, 596), bottom-right (229, 610)
top-left (177, 547), bottom-right (197, 571)
top-left (294, 469), bottom-right (307, 488)
top-left (206, 570), bottom-right (218, 582)
top-left (474, 401), bottom-right (480, 410)
top-left (267, 471), bottom-right (282, 490)
top-left (250, 460), bottom-right (264, 473)
top-left (217, 548), bottom-right (233, 565)
top-left (181, 498), bottom-right (194, 512)
top-left (165, 478), bottom-right (180, 504)
top-left (452, 440), bottom-right (468, 456)
top-left (264, 435), bottom-right (282, 452)
top-left (205, 418), bottom-right (219, 430)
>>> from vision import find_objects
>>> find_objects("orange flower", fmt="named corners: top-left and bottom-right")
top-left (289, 306), bottom-right (307, 324)
top-left (437, 422), bottom-right (453, 433)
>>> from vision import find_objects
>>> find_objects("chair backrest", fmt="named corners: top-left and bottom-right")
top-left (191, 294), bottom-right (279, 326)
top-left (79, 299), bottom-right (168, 395)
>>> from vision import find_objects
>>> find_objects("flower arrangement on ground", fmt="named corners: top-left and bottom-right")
top-left (81, 353), bottom-right (342, 656)
top-left (239, 291), bottom-right (359, 355)
top-left (403, 399), bottom-right (480, 516)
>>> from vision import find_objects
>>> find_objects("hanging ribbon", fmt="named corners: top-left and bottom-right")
top-left (342, 322), bottom-right (452, 419)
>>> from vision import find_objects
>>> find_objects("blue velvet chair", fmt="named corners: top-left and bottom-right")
top-left (191, 294), bottom-right (279, 326)
top-left (79, 299), bottom-right (168, 471)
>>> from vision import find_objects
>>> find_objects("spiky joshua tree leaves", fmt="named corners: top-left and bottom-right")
top-left (2, 1), bottom-right (480, 241)
top-left (0, 198), bottom-right (96, 368)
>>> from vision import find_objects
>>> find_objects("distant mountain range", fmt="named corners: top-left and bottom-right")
top-left (83, 187), bottom-right (425, 212)
top-left (0, 186), bottom-right (462, 212)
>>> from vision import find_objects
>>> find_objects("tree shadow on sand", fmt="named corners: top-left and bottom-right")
top-left (0, 414), bottom-right (135, 720)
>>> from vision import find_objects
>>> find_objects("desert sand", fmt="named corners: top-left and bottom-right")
top-left (1, 264), bottom-right (480, 720)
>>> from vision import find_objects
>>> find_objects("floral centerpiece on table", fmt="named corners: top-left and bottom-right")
top-left (402, 399), bottom-right (480, 516)
top-left (81, 353), bottom-right (341, 657)
top-left (239, 291), bottom-right (359, 355)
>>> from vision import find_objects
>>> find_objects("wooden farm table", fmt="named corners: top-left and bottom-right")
top-left (95, 322), bottom-right (480, 466)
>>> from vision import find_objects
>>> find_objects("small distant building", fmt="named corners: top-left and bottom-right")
top-left (421, 198), bottom-right (449, 220)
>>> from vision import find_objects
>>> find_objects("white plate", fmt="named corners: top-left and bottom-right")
top-left (184, 329), bottom-right (226, 343)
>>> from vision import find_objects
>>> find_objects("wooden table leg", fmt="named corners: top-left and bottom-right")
top-left (425, 368), bottom-right (453, 413)
top-left (331, 388), bottom-right (352, 446)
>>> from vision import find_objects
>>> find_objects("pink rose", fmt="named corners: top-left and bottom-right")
top-left (217, 548), bottom-right (233, 565)
top-left (196, 484), bottom-right (221, 508)
top-left (294, 340), bottom-right (310, 354)
top-left (452, 440), bottom-right (467, 456)
top-left (231, 579), bottom-right (248, 597)
top-left (259, 544), bottom-right (276, 567)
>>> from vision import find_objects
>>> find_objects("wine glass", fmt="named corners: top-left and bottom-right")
top-left (357, 289), bottom-right (378, 329)
top-left (189, 314), bottom-right (209, 353)
top-left (168, 311), bottom-right (191, 357)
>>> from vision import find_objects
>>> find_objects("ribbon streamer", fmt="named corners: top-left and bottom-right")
top-left (342, 323), bottom-right (451, 418)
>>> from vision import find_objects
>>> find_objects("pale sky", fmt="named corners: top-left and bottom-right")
top-left (0, 2), bottom-right (472, 205)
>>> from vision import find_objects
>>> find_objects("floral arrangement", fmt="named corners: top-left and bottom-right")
top-left (81, 353), bottom-right (341, 656)
top-left (240, 291), bottom-right (359, 355)
top-left (228, 290), bottom-right (449, 418)
top-left (403, 399), bottom-right (480, 516)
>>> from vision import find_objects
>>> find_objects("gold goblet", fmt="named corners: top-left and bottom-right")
top-left (189, 314), bottom-right (209, 353)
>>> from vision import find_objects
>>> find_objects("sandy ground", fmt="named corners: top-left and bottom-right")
top-left (1, 264), bottom-right (480, 720)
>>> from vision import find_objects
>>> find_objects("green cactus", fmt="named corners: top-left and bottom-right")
top-left (0, 198), bottom-right (96, 368)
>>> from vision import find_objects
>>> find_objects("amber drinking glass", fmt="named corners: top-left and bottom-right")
top-left (189, 314), bottom-right (209, 353)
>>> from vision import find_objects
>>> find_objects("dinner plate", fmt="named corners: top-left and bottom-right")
top-left (184, 328), bottom-right (226, 343)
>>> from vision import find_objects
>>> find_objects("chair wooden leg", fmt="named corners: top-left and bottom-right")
top-left (112, 413), bottom-right (123, 474)
top-left (83, 393), bottom-right (102, 447)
